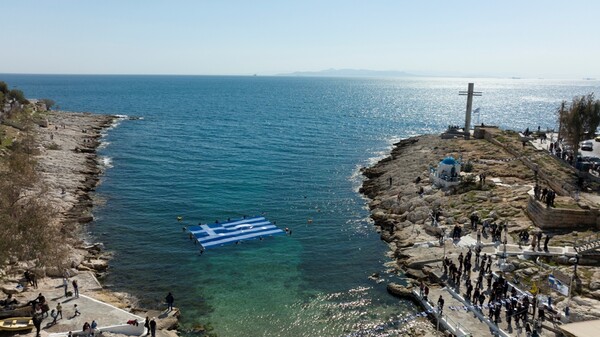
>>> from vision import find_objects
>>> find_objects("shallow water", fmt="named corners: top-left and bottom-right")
top-left (3, 74), bottom-right (598, 336)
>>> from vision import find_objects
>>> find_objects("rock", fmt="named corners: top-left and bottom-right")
top-left (499, 263), bottom-right (515, 272)
top-left (519, 267), bottom-right (537, 277)
top-left (76, 265), bottom-right (94, 272)
top-left (78, 215), bottom-right (94, 224)
top-left (380, 231), bottom-right (394, 243)
top-left (46, 267), bottom-right (65, 277)
top-left (0, 284), bottom-right (23, 295)
top-left (81, 259), bottom-right (109, 272)
top-left (405, 268), bottom-right (427, 280)
top-left (589, 290), bottom-right (600, 301)
top-left (589, 281), bottom-right (600, 291)
top-left (387, 283), bottom-right (415, 299)
top-left (407, 206), bottom-right (429, 223)
top-left (380, 196), bottom-right (399, 209)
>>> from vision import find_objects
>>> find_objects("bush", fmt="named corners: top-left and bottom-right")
top-left (9, 89), bottom-right (29, 104)
top-left (463, 161), bottom-right (474, 172)
top-left (40, 98), bottom-right (56, 110)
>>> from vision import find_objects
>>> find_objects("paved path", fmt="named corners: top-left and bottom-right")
top-left (420, 286), bottom-right (500, 337)
top-left (9, 271), bottom-right (146, 337)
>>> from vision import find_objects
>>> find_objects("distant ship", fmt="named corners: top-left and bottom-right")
top-left (583, 77), bottom-right (596, 80)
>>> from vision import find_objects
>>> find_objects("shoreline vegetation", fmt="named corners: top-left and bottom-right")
top-left (360, 130), bottom-right (600, 336)
top-left (0, 86), bottom-right (180, 337)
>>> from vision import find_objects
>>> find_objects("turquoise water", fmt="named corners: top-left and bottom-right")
top-left (3, 74), bottom-right (599, 336)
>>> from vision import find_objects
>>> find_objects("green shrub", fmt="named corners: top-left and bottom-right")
top-left (463, 161), bottom-right (474, 172)
top-left (9, 89), bottom-right (29, 104)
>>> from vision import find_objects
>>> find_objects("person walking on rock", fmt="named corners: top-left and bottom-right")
top-left (150, 317), bottom-right (157, 337)
top-left (166, 292), bottom-right (174, 311)
top-left (144, 316), bottom-right (150, 336)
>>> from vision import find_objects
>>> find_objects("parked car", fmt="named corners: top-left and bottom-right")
top-left (581, 141), bottom-right (594, 151)
top-left (595, 136), bottom-right (600, 142)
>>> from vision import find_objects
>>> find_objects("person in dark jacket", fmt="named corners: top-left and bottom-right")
top-left (166, 292), bottom-right (174, 311)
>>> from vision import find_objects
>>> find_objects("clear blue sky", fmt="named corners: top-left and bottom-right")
top-left (2, 0), bottom-right (600, 78)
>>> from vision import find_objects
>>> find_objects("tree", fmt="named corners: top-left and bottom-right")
top-left (0, 81), bottom-right (8, 94)
top-left (0, 136), bottom-right (65, 270)
top-left (40, 98), bottom-right (56, 110)
top-left (558, 94), bottom-right (600, 154)
top-left (9, 89), bottom-right (29, 104)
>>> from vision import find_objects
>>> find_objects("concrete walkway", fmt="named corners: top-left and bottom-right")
top-left (416, 235), bottom-right (578, 260)
top-left (8, 271), bottom-right (146, 337)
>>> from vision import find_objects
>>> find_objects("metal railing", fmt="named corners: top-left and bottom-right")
top-left (412, 289), bottom-right (472, 337)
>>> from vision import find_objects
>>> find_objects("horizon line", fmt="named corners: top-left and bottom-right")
top-left (0, 72), bottom-right (596, 81)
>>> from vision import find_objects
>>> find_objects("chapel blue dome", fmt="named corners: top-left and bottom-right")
top-left (441, 157), bottom-right (457, 165)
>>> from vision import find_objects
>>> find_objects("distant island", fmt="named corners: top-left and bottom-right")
top-left (277, 68), bottom-right (415, 78)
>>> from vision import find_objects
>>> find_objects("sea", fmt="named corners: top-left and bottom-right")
top-left (2, 74), bottom-right (599, 337)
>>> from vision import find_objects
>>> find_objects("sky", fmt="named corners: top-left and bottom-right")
top-left (2, 0), bottom-right (600, 78)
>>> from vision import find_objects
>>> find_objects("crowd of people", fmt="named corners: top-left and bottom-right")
top-left (420, 246), bottom-right (559, 337)
top-left (533, 184), bottom-right (556, 208)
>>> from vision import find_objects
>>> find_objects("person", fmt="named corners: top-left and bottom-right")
top-left (150, 317), bottom-right (157, 337)
top-left (166, 292), bottom-right (174, 311)
top-left (83, 322), bottom-right (91, 336)
top-left (24, 270), bottom-right (32, 286)
top-left (437, 295), bottom-right (445, 314)
top-left (50, 309), bottom-right (58, 325)
top-left (63, 277), bottom-right (69, 297)
top-left (91, 320), bottom-right (98, 335)
top-left (57, 302), bottom-right (63, 319)
top-left (424, 286), bottom-right (429, 301)
top-left (36, 293), bottom-right (46, 304)
top-left (144, 316), bottom-right (150, 336)
top-left (72, 279), bottom-right (79, 298)
top-left (544, 235), bottom-right (550, 252)
top-left (31, 272), bottom-right (38, 289)
top-left (74, 304), bottom-right (81, 317)
top-left (32, 313), bottom-right (43, 337)
top-left (40, 301), bottom-right (50, 318)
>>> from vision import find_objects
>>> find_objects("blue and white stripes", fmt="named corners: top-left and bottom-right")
top-left (187, 216), bottom-right (285, 249)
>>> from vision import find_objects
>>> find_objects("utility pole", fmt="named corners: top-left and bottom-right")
top-left (459, 83), bottom-right (482, 139)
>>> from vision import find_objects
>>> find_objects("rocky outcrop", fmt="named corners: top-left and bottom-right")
top-left (387, 283), bottom-right (416, 300)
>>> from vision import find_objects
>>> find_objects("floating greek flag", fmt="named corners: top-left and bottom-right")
top-left (188, 216), bottom-right (285, 249)
top-left (473, 107), bottom-right (481, 114)
top-left (548, 274), bottom-right (569, 296)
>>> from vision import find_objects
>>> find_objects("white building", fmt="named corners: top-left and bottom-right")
top-left (430, 156), bottom-right (462, 188)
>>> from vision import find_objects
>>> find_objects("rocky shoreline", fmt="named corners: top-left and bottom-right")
top-left (35, 111), bottom-right (117, 278)
top-left (1, 111), bottom-right (180, 336)
top-left (360, 132), bottom-right (600, 336)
